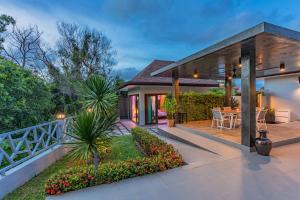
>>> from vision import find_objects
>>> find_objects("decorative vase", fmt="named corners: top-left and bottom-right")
top-left (255, 130), bottom-right (272, 156)
top-left (168, 119), bottom-right (175, 127)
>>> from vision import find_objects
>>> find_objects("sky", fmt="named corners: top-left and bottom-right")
top-left (1, 0), bottom-right (300, 82)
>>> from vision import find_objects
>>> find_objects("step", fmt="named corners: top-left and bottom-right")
top-left (158, 126), bottom-right (244, 158)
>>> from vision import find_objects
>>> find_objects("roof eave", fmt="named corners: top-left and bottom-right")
top-left (151, 22), bottom-right (300, 77)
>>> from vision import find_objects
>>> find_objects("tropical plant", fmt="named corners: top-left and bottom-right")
top-left (67, 110), bottom-right (117, 174)
top-left (163, 97), bottom-right (177, 120)
top-left (78, 75), bottom-right (118, 115)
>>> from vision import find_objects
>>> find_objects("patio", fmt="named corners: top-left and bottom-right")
top-left (151, 22), bottom-right (300, 150)
top-left (179, 120), bottom-right (300, 147)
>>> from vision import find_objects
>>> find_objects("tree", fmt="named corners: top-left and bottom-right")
top-left (68, 106), bottom-right (117, 174)
top-left (1, 25), bottom-right (43, 69)
top-left (0, 58), bottom-right (54, 132)
top-left (78, 75), bottom-right (118, 115)
top-left (0, 14), bottom-right (15, 48)
top-left (37, 22), bottom-right (117, 114)
top-left (67, 74), bottom-right (118, 174)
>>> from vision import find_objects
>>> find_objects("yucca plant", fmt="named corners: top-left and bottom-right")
top-left (67, 110), bottom-right (117, 174)
top-left (78, 75), bottom-right (118, 115)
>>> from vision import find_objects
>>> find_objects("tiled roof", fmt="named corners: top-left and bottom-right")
top-left (120, 60), bottom-right (219, 88)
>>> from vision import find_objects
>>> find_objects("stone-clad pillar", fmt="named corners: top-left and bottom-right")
top-left (241, 39), bottom-right (256, 150)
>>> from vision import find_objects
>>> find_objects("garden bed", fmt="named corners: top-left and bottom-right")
top-left (4, 135), bottom-right (142, 200)
top-left (45, 127), bottom-right (183, 196)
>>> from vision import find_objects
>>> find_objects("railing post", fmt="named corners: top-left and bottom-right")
top-left (57, 119), bottom-right (65, 143)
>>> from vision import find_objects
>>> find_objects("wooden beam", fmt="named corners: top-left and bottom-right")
top-left (172, 69), bottom-right (179, 104)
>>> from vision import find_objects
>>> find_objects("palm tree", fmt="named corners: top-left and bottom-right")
top-left (78, 75), bottom-right (118, 115)
top-left (67, 110), bottom-right (117, 174)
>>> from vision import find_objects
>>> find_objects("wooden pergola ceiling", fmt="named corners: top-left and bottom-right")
top-left (151, 22), bottom-right (300, 80)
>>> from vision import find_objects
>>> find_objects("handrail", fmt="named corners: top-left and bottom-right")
top-left (0, 117), bottom-right (73, 175)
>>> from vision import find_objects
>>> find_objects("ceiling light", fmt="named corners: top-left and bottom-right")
top-left (280, 62), bottom-right (285, 72)
top-left (193, 69), bottom-right (198, 78)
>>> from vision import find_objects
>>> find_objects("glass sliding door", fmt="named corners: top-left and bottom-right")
top-left (130, 95), bottom-right (139, 123)
top-left (146, 95), bottom-right (157, 124)
top-left (145, 94), bottom-right (167, 125)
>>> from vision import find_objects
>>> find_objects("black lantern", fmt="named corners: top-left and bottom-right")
top-left (280, 62), bottom-right (285, 72)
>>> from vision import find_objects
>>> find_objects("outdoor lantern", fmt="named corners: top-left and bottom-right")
top-left (227, 76), bottom-right (232, 80)
top-left (87, 107), bottom-right (93, 112)
top-left (193, 69), bottom-right (198, 78)
top-left (56, 112), bottom-right (65, 120)
top-left (238, 57), bottom-right (242, 68)
top-left (280, 62), bottom-right (285, 71)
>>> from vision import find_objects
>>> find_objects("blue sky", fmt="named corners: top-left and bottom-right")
top-left (1, 0), bottom-right (300, 81)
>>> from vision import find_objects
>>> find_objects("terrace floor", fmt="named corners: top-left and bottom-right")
top-left (181, 120), bottom-right (300, 146)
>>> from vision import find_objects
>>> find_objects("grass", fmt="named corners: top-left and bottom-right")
top-left (4, 135), bottom-right (142, 200)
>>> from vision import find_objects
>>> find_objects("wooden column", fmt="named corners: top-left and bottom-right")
top-left (172, 69), bottom-right (179, 104)
top-left (225, 77), bottom-right (232, 107)
top-left (241, 39), bottom-right (256, 149)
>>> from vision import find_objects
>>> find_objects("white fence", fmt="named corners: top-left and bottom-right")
top-left (0, 118), bottom-right (73, 175)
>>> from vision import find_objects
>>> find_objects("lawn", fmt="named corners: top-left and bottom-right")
top-left (4, 135), bottom-right (142, 200)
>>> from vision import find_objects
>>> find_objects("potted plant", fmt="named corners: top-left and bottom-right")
top-left (163, 97), bottom-right (177, 127)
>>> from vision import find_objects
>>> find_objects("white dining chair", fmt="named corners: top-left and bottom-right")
top-left (211, 109), bottom-right (231, 129)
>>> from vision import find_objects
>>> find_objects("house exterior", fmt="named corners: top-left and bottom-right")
top-left (119, 60), bottom-right (219, 126)
top-left (149, 22), bottom-right (300, 150)
top-left (264, 74), bottom-right (300, 122)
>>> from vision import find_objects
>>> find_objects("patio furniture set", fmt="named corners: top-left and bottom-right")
top-left (211, 107), bottom-right (268, 130)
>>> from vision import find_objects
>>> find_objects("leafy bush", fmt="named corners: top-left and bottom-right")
top-left (0, 58), bottom-right (54, 132)
top-left (45, 128), bottom-right (183, 195)
top-left (180, 91), bottom-right (225, 121)
top-left (162, 97), bottom-right (177, 119)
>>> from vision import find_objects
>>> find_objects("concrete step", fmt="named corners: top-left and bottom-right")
top-left (158, 126), bottom-right (244, 159)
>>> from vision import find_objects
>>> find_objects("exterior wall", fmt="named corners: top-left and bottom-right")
top-left (128, 85), bottom-right (213, 125)
top-left (264, 74), bottom-right (300, 121)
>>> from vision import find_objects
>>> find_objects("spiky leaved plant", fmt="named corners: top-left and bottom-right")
top-left (78, 75), bottom-right (118, 115)
top-left (67, 110), bottom-right (117, 175)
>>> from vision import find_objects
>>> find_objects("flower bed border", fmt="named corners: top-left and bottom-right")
top-left (45, 127), bottom-right (183, 195)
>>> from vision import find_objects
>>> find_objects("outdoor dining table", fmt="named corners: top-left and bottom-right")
top-left (221, 109), bottom-right (241, 129)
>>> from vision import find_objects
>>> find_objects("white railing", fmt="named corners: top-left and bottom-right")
top-left (0, 118), bottom-right (73, 175)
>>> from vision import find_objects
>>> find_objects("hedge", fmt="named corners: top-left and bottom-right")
top-left (45, 128), bottom-right (183, 195)
top-left (180, 91), bottom-right (225, 121)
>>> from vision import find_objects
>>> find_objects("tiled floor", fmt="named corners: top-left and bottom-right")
top-left (183, 120), bottom-right (300, 144)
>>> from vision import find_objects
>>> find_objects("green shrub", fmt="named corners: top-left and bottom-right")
top-left (180, 91), bottom-right (225, 121)
top-left (0, 58), bottom-right (54, 132)
top-left (45, 128), bottom-right (183, 195)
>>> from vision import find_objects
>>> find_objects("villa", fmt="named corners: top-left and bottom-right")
top-left (119, 59), bottom-right (218, 125)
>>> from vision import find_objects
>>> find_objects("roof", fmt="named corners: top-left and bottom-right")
top-left (150, 22), bottom-right (300, 78)
top-left (119, 60), bottom-right (219, 89)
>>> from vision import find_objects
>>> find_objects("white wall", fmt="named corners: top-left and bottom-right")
top-left (128, 85), bottom-right (213, 125)
top-left (264, 74), bottom-right (300, 121)
top-left (0, 145), bottom-right (70, 199)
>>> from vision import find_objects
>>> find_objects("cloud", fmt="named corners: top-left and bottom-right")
top-left (1, 0), bottom-right (300, 75)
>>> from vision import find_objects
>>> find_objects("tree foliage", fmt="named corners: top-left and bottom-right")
top-left (78, 75), bottom-right (118, 115)
top-left (0, 14), bottom-right (15, 47)
top-left (0, 58), bottom-right (54, 132)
